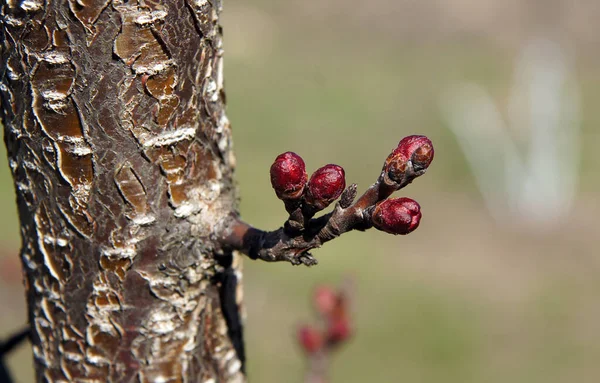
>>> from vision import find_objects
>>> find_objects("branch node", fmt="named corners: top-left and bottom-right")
top-left (339, 184), bottom-right (357, 209)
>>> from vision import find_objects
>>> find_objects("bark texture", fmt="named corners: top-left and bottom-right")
top-left (1, 1), bottom-right (245, 381)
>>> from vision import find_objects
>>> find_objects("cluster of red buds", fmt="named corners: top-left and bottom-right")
top-left (270, 154), bottom-right (347, 220)
top-left (297, 285), bottom-right (352, 355)
top-left (269, 135), bottom-right (433, 238)
top-left (220, 134), bottom-right (433, 266)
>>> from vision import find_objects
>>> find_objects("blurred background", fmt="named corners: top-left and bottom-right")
top-left (2, 0), bottom-right (600, 382)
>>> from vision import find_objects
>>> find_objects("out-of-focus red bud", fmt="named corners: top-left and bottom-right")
top-left (298, 325), bottom-right (324, 354)
top-left (270, 152), bottom-right (307, 200)
top-left (385, 135), bottom-right (434, 182)
top-left (306, 164), bottom-right (346, 209)
top-left (326, 319), bottom-right (352, 345)
top-left (372, 197), bottom-right (422, 235)
top-left (313, 286), bottom-right (338, 317)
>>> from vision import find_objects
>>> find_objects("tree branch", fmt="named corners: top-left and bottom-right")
top-left (218, 135), bottom-right (434, 265)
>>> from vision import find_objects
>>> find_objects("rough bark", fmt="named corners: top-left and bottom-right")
top-left (1, 1), bottom-right (245, 382)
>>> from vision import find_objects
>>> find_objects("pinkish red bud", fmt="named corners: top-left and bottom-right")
top-left (326, 319), bottom-right (352, 345)
top-left (313, 286), bottom-right (338, 317)
top-left (298, 325), bottom-right (324, 354)
top-left (385, 135), bottom-right (434, 183)
top-left (372, 197), bottom-right (422, 235)
top-left (306, 164), bottom-right (346, 209)
top-left (270, 152), bottom-right (308, 200)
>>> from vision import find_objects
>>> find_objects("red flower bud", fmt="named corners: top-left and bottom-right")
top-left (298, 325), bottom-right (324, 354)
top-left (313, 286), bottom-right (338, 317)
top-left (372, 197), bottom-right (421, 235)
top-left (270, 152), bottom-right (307, 200)
top-left (326, 319), bottom-right (352, 345)
top-left (306, 164), bottom-right (346, 209)
top-left (385, 135), bottom-right (434, 183)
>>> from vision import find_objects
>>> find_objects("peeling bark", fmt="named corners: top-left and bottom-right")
top-left (1, 1), bottom-right (244, 381)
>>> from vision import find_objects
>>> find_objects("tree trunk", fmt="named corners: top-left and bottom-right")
top-left (1, 1), bottom-right (245, 381)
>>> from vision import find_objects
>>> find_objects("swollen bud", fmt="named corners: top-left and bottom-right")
top-left (372, 197), bottom-right (421, 235)
top-left (385, 135), bottom-right (434, 183)
top-left (313, 286), bottom-right (338, 317)
top-left (298, 325), bottom-right (324, 354)
top-left (306, 164), bottom-right (346, 210)
top-left (326, 319), bottom-right (352, 346)
top-left (270, 152), bottom-right (308, 200)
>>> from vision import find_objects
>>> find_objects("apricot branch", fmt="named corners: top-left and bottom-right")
top-left (218, 135), bottom-right (434, 266)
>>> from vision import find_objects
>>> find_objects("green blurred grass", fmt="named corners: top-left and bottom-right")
top-left (2, 2), bottom-right (600, 382)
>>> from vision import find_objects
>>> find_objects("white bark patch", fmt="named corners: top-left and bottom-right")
top-left (36, 51), bottom-right (70, 64)
top-left (62, 350), bottom-right (84, 362)
top-left (174, 180), bottom-right (221, 218)
top-left (16, 181), bottom-right (30, 192)
top-left (19, 0), bottom-right (43, 12)
top-left (71, 183), bottom-right (92, 200)
top-left (42, 90), bottom-right (70, 113)
top-left (133, 272), bottom-right (212, 379)
top-left (40, 299), bottom-right (56, 326)
top-left (54, 135), bottom-right (86, 144)
top-left (133, 60), bottom-right (173, 75)
top-left (69, 145), bottom-right (93, 156)
top-left (174, 201), bottom-right (203, 218)
top-left (31, 345), bottom-right (43, 362)
top-left (216, 56), bottom-right (224, 93)
top-left (138, 271), bottom-right (208, 309)
top-left (101, 245), bottom-right (137, 260)
top-left (204, 78), bottom-right (218, 102)
top-left (134, 10), bottom-right (168, 25)
top-left (147, 311), bottom-right (178, 334)
top-left (42, 89), bottom-right (69, 102)
top-left (85, 350), bottom-right (110, 366)
top-left (132, 214), bottom-right (156, 225)
top-left (226, 351), bottom-right (242, 375)
top-left (228, 360), bottom-right (242, 376)
top-left (139, 126), bottom-right (196, 148)
top-left (216, 112), bottom-right (231, 155)
top-left (4, 15), bottom-right (24, 27)
top-left (22, 159), bottom-right (38, 170)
